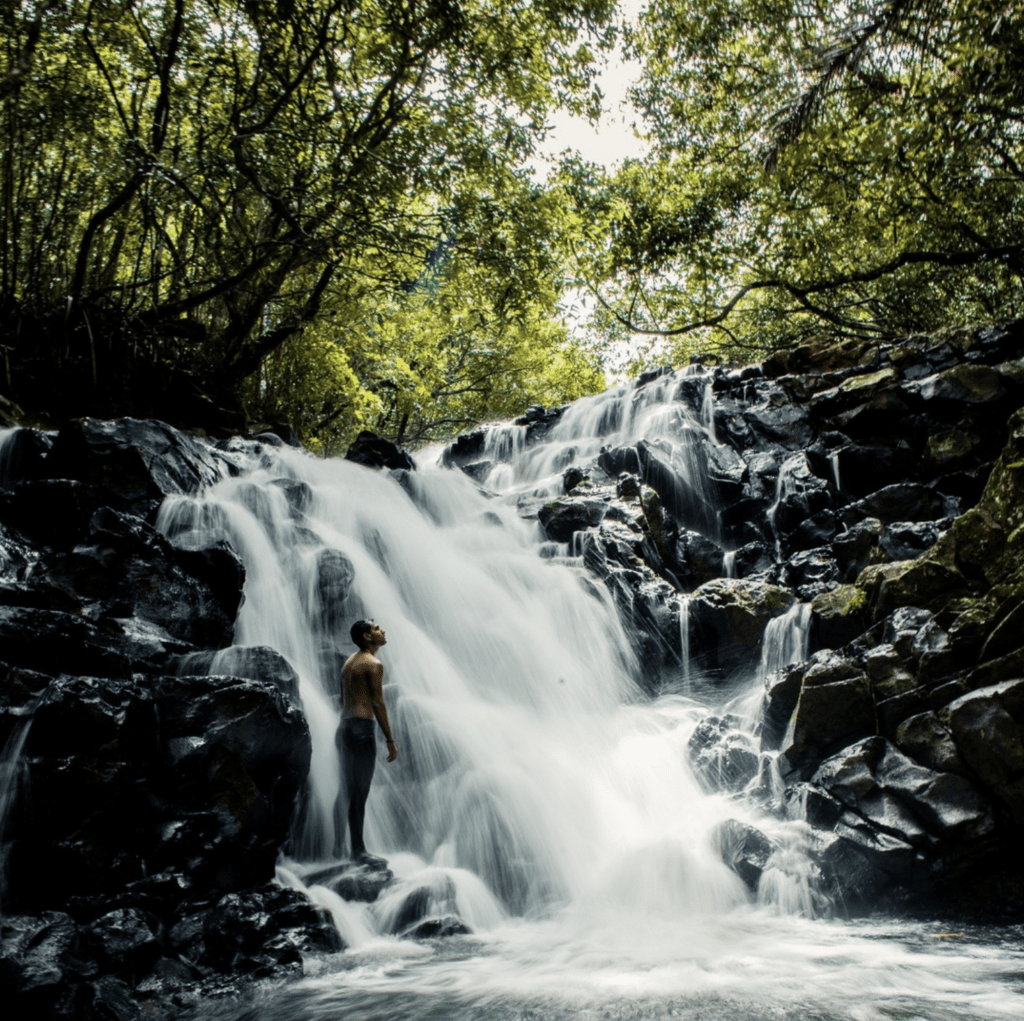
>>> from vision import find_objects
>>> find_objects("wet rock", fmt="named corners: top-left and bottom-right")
top-left (788, 509), bottom-right (840, 554)
top-left (404, 916), bottom-right (472, 939)
top-left (538, 497), bottom-right (607, 543)
top-left (828, 813), bottom-right (920, 886)
top-left (313, 548), bottom-right (355, 635)
top-left (831, 518), bottom-right (886, 582)
top-left (675, 529), bottom-right (725, 589)
top-left (879, 520), bottom-right (947, 562)
top-left (783, 783), bottom-right (844, 829)
top-left (832, 440), bottom-right (911, 498)
top-left (856, 556), bottom-right (969, 620)
top-left (730, 541), bottom-right (774, 579)
top-left (0, 913), bottom-right (93, 1010)
top-left (0, 606), bottom-right (187, 678)
top-left (940, 681), bottom-right (1024, 823)
top-left (689, 579), bottom-right (795, 676)
top-left (132, 955), bottom-right (203, 1002)
top-left (924, 428), bottom-right (981, 472)
top-left (636, 439), bottom-right (713, 534)
top-left (557, 466), bottom-right (585, 492)
top-left (768, 453), bottom-right (833, 544)
top-left (715, 819), bottom-right (775, 891)
top-left (894, 711), bottom-right (968, 777)
top-left (861, 644), bottom-right (915, 698)
top-left (345, 431), bottom-right (416, 472)
top-left (304, 861), bottom-right (395, 903)
top-left (42, 507), bottom-right (241, 648)
top-left (0, 427), bottom-right (52, 486)
top-left (761, 662), bottom-right (805, 750)
top-left (200, 886), bottom-right (342, 974)
top-left (9, 673), bottom-right (310, 912)
top-left (881, 607), bottom-right (934, 660)
top-left (44, 418), bottom-right (227, 522)
top-left (778, 656), bottom-right (874, 780)
top-left (149, 675), bottom-right (311, 891)
top-left (84, 908), bottom-right (161, 973)
top-left (829, 390), bottom-right (913, 441)
top-left (704, 438), bottom-right (748, 495)
top-left (78, 975), bottom-right (144, 1021)
top-left (719, 495), bottom-right (771, 548)
top-left (269, 477), bottom-right (313, 517)
top-left (181, 645), bottom-right (301, 702)
top-left (814, 736), bottom-right (993, 846)
top-left (458, 459), bottom-right (493, 483)
top-left (783, 548), bottom-right (840, 599)
top-left (376, 873), bottom-right (460, 936)
top-left (915, 364), bottom-right (1005, 409)
top-left (444, 428), bottom-right (488, 469)
top-left (980, 603), bottom-right (1024, 663)
top-left (911, 619), bottom-right (955, 682)
top-left (743, 398), bottom-right (815, 450)
top-left (840, 484), bottom-right (947, 527)
top-left (598, 445), bottom-right (641, 477)
top-left (687, 716), bottom-right (759, 793)
top-left (2, 478), bottom-right (110, 550)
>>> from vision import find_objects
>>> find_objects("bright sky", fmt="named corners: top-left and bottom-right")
top-left (530, 0), bottom-right (649, 179)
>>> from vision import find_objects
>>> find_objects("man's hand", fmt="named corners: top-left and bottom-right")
top-left (386, 739), bottom-right (397, 762)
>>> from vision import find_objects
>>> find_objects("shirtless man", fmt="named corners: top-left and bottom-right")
top-left (332, 619), bottom-right (397, 864)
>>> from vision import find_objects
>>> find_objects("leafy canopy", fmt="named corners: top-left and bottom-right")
top-left (0, 0), bottom-right (612, 446)
top-left (560, 0), bottom-right (1024, 367)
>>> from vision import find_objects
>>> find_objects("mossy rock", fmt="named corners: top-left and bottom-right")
top-left (919, 363), bottom-right (1005, 405)
top-left (951, 507), bottom-right (1007, 586)
top-left (925, 428), bottom-right (980, 471)
top-left (856, 556), bottom-right (969, 621)
top-left (840, 366), bottom-right (899, 396)
top-left (690, 578), bottom-right (797, 674)
top-left (811, 584), bottom-right (870, 649)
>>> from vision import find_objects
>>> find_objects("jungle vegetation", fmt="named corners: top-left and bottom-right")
top-left (1, 0), bottom-right (1021, 449)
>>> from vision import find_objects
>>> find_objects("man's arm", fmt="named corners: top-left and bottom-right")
top-left (370, 662), bottom-right (397, 762)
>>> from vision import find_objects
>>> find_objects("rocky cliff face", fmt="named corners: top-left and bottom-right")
top-left (0, 421), bottom-right (340, 1020)
top-left (443, 320), bottom-right (1024, 914)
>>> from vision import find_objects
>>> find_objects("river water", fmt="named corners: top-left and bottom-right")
top-left (155, 380), bottom-right (1024, 1020)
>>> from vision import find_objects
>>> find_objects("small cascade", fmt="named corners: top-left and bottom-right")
top-left (0, 706), bottom-right (38, 912)
top-left (678, 596), bottom-right (692, 693)
top-left (723, 550), bottom-right (737, 578)
top-left (700, 382), bottom-right (718, 445)
top-left (830, 452), bottom-right (842, 493)
top-left (0, 427), bottom-right (18, 488)
top-left (766, 464), bottom-right (794, 559)
top-left (759, 602), bottom-right (812, 681)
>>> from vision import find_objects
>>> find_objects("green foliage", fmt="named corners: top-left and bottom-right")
top-left (562, 0), bottom-right (1024, 362)
top-left (0, 0), bottom-right (613, 441)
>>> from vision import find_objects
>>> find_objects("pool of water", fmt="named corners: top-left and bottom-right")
top-left (218, 912), bottom-right (1024, 1021)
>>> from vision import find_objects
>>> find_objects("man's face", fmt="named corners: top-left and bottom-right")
top-left (365, 622), bottom-right (387, 646)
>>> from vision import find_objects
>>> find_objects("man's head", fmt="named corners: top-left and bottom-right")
top-left (351, 618), bottom-right (386, 650)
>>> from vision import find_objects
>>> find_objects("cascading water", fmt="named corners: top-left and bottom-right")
top-left (154, 375), bottom-right (1024, 1021)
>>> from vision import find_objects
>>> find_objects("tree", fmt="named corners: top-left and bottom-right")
top-left (0, 0), bottom-right (614, 436)
top-left (561, 0), bottom-right (1024, 364)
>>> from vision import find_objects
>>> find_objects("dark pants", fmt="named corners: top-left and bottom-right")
top-left (334, 717), bottom-right (376, 857)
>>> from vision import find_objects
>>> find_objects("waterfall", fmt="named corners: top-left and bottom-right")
top-left (156, 373), bottom-right (769, 930)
